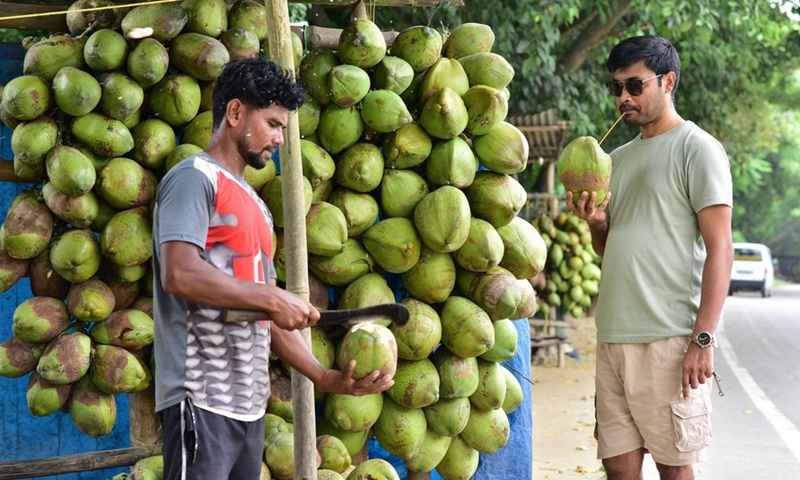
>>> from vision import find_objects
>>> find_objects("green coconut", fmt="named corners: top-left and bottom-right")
top-left (413, 185), bottom-right (471, 253)
top-left (126, 38), bottom-right (170, 88)
top-left (372, 56), bottom-right (414, 94)
top-left (183, 110), bottom-right (213, 149)
top-left (439, 296), bottom-right (494, 358)
top-left (337, 19), bottom-right (386, 69)
top-left (502, 367), bottom-right (524, 414)
top-left (334, 143), bottom-right (384, 193)
top-left (90, 308), bottom-right (155, 350)
top-left (316, 434), bottom-right (352, 473)
top-left (390, 25), bottom-right (442, 74)
top-left (308, 238), bottom-right (373, 286)
top-left (45, 146), bottom-right (96, 197)
top-left (328, 64), bottom-right (371, 107)
top-left (121, 3), bottom-right (187, 42)
top-left (100, 207), bottom-right (153, 267)
top-left (260, 175), bottom-right (313, 228)
top-left (442, 23), bottom-right (495, 59)
top-left (68, 375), bottom-right (117, 438)
top-left (71, 113), bottom-right (134, 158)
top-left (480, 319), bottom-right (518, 362)
top-left (359, 90), bottom-right (413, 133)
top-left (111, 261), bottom-right (148, 283)
top-left (299, 49), bottom-right (340, 107)
top-left (473, 121), bottom-right (529, 174)
top-left (0, 337), bottom-right (45, 378)
top-left (468, 358), bottom-right (507, 411)
top-left (84, 29), bottom-right (129, 72)
top-left (317, 104), bottom-right (364, 155)
top-left (244, 160), bottom-right (277, 192)
top-left (373, 396), bottom-right (427, 460)
top-left (306, 202), bottom-right (348, 257)
top-left (346, 459), bottom-right (400, 480)
top-left (182, 0), bottom-right (227, 37)
top-left (496, 216), bottom-right (548, 279)
top-left (362, 218), bottom-right (422, 274)
top-left (130, 119), bottom-right (177, 171)
top-left (335, 322), bottom-right (397, 379)
top-left (390, 297), bottom-right (441, 361)
top-left (316, 417), bottom-right (371, 458)
top-left (264, 412), bottom-right (290, 445)
top-left (222, 27), bottom-right (260, 61)
top-left (405, 428), bottom-right (454, 473)
top-left (337, 273), bottom-right (395, 324)
top-left (312, 177), bottom-right (335, 203)
top-left (37, 332), bottom-right (92, 385)
top-left (0, 249), bottom-right (28, 293)
top-left (1, 75), bottom-right (52, 121)
top-left (513, 278), bottom-right (538, 319)
top-left (11, 116), bottom-right (58, 166)
top-left (459, 52), bottom-right (515, 90)
top-left (324, 392), bottom-right (383, 433)
top-left (90, 344), bottom-right (146, 394)
top-left (95, 157), bottom-right (158, 210)
top-left (436, 438), bottom-right (479, 479)
top-left (317, 469), bottom-right (344, 480)
top-left (426, 137), bottom-right (478, 188)
top-left (419, 87), bottom-right (468, 140)
top-left (380, 169), bottom-right (429, 219)
top-left (228, 0), bottom-right (267, 41)
top-left (461, 407), bottom-right (510, 454)
top-left (66, 278), bottom-right (115, 323)
top-left (464, 171), bottom-right (527, 228)
top-left (557, 136), bottom-right (613, 207)
top-left (66, 0), bottom-right (119, 36)
top-left (382, 123), bottom-right (432, 169)
top-left (28, 249), bottom-right (70, 299)
top-left (326, 187), bottom-right (380, 237)
top-left (299, 98), bottom-right (322, 138)
top-left (430, 346), bottom-right (480, 399)
top-left (26, 371), bottom-right (72, 417)
top-left (386, 357), bottom-right (440, 408)
top-left (265, 431), bottom-right (294, 479)
top-left (49, 228), bottom-right (101, 283)
top-left (52, 67), bottom-right (101, 117)
top-left (400, 245), bottom-right (456, 304)
top-left (148, 74), bottom-right (202, 127)
top-left (456, 265), bottom-right (522, 320)
top-left (0, 196), bottom-right (53, 260)
top-left (23, 35), bottom-right (86, 82)
top-left (452, 218), bottom-right (505, 273)
top-left (463, 85), bottom-right (509, 136)
top-left (300, 139), bottom-right (335, 190)
top-left (98, 72), bottom-right (144, 121)
top-left (419, 58), bottom-right (470, 104)
top-left (11, 296), bottom-right (70, 344)
top-left (423, 396), bottom-right (471, 437)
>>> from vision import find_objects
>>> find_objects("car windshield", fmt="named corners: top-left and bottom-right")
top-left (734, 248), bottom-right (763, 261)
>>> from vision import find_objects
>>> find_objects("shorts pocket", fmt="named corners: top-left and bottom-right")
top-left (670, 396), bottom-right (712, 453)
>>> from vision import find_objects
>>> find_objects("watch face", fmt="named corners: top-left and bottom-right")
top-left (696, 332), bottom-right (712, 347)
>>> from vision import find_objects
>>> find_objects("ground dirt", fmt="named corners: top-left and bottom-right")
top-left (531, 316), bottom-right (606, 479)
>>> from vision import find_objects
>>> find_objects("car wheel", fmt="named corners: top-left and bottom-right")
top-left (761, 286), bottom-right (767, 298)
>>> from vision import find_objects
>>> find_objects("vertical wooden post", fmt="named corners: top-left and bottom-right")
top-left (263, 1), bottom-right (316, 479)
top-left (128, 383), bottom-right (161, 447)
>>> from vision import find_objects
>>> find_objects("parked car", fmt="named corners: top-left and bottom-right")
top-left (729, 243), bottom-right (774, 297)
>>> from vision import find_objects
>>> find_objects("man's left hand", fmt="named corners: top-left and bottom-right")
top-left (318, 360), bottom-right (394, 396)
top-left (682, 343), bottom-right (714, 400)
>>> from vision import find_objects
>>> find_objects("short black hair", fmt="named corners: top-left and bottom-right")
top-left (211, 57), bottom-right (307, 129)
top-left (606, 35), bottom-right (681, 96)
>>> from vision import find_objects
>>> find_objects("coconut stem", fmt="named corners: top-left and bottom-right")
top-left (598, 112), bottom-right (626, 146)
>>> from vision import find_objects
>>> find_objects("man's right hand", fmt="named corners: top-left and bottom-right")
top-left (565, 190), bottom-right (611, 226)
top-left (264, 286), bottom-right (320, 331)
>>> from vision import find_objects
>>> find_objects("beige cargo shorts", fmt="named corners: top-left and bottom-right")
top-left (594, 336), bottom-right (713, 466)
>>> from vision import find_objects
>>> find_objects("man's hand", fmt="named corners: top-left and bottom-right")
top-left (317, 360), bottom-right (394, 396)
top-left (565, 191), bottom-right (611, 226)
top-left (682, 343), bottom-right (714, 400)
top-left (264, 286), bottom-right (320, 331)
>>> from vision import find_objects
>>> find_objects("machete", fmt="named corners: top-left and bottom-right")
top-left (222, 302), bottom-right (410, 327)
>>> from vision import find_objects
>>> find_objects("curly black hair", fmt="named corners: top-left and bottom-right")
top-left (211, 57), bottom-right (307, 130)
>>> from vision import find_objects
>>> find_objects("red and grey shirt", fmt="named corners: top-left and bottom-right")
top-left (153, 153), bottom-right (276, 421)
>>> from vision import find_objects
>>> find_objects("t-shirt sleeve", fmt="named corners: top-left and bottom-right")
top-left (155, 161), bottom-right (214, 250)
top-left (687, 136), bottom-right (733, 212)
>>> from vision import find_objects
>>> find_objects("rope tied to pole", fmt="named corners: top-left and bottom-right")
top-left (0, 0), bottom-right (181, 23)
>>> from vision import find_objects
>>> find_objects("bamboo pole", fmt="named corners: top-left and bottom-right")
top-left (264, 1), bottom-right (316, 479)
top-left (128, 382), bottom-right (161, 447)
top-left (0, 160), bottom-right (23, 183)
top-left (0, 446), bottom-right (162, 480)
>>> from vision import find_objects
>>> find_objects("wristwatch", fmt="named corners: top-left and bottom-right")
top-left (693, 331), bottom-right (716, 348)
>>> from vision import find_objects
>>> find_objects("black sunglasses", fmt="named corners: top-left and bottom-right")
top-left (606, 74), bottom-right (663, 97)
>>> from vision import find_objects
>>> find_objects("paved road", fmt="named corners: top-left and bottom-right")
top-left (642, 284), bottom-right (800, 478)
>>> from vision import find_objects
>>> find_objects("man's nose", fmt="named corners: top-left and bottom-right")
top-left (274, 129), bottom-right (284, 146)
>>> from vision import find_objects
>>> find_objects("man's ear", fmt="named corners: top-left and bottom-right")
top-left (226, 99), bottom-right (244, 127)
top-left (664, 71), bottom-right (677, 95)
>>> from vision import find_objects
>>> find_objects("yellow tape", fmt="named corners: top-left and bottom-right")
top-left (0, 0), bottom-right (181, 23)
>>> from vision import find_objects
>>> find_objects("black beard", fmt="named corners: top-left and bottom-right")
top-left (236, 130), bottom-right (271, 169)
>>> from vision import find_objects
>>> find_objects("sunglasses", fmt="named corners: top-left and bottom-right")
top-left (606, 74), bottom-right (663, 97)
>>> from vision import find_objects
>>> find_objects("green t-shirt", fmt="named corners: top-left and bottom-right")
top-left (595, 121), bottom-right (732, 343)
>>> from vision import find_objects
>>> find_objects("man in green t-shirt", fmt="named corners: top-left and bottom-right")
top-left (566, 35), bottom-right (733, 480)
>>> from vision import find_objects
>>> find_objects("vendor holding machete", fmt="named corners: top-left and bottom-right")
top-left (152, 57), bottom-right (394, 480)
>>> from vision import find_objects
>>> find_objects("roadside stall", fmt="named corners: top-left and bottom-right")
top-left (0, 1), bottom-right (535, 478)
